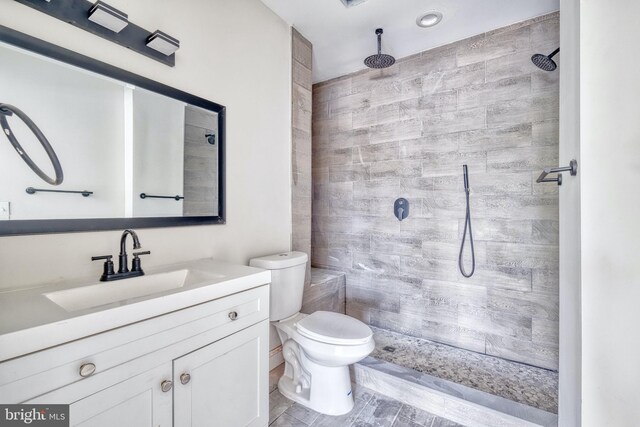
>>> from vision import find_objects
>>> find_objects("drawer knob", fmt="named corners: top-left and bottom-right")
top-left (180, 373), bottom-right (191, 385)
top-left (160, 380), bottom-right (173, 392)
top-left (228, 311), bottom-right (238, 321)
top-left (79, 363), bottom-right (96, 378)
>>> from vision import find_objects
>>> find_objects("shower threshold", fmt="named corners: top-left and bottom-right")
top-left (352, 327), bottom-right (558, 427)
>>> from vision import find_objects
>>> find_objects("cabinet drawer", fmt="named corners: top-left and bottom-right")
top-left (0, 285), bottom-right (269, 403)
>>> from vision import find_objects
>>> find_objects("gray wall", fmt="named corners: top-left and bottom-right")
top-left (311, 13), bottom-right (559, 370)
top-left (292, 28), bottom-right (313, 286)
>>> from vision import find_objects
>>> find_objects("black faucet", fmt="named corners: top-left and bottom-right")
top-left (92, 229), bottom-right (151, 281)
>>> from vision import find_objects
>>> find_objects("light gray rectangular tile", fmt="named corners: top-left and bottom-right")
top-left (423, 107), bottom-right (486, 136)
top-left (399, 134), bottom-right (460, 159)
top-left (457, 26), bottom-right (530, 66)
top-left (353, 141), bottom-right (400, 163)
top-left (370, 160), bottom-right (422, 180)
top-left (485, 242), bottom-right (558, 270)
top-left (485, 51), bottom-right (533, 82)
top-left (347, 286), bottom-right (401, 314)
top-left (423, 62), bottom-right (486, 93)
top-left (531, 120), bottom-right (559, 147)
top-left (370, 118), bottom-right (423, 144)
top-left (371, 234), bottom-right (422, 256)
top-left (353, 251), bottom-right (401, 275)
top-left (458, 123), bottom-right (533, 152)
top-left (487, 146), bottom-right (558, 173)
top-left (399, 90), bottom-right (458, 118)
top-left (421, 150), bottom-right (487, 178)
top-left (457, 75), bottom-right (531, 110)
top-left (485, 334), bottom-right (558, 371)
top-left (400, 218), bottom-right (459, 242)
top-left (487, 96), bottom-right (559, 128)
top-left (354, 179), bottom-right (401, 199)
top-left (329, 163), bottom-right (369, 183)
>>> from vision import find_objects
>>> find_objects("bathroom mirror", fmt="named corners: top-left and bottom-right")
top-left (0, 26), bottom-right (225, 235)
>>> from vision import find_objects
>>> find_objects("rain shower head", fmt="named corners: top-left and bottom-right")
top-left (364, 28), bottom-right (395, 69)
top-left (532, 48), bottom-right (560, 71)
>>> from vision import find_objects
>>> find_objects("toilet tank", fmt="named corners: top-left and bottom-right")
top-left (249, 251), bottom-right (308, 321)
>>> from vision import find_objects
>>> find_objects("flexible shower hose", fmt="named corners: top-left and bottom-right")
top-left (458, 165), bottom-right (475, 278)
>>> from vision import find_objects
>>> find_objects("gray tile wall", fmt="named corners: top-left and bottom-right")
top-left (183, 105), bottom-right (218, 216)
top-left (311, 13), bottom-right (559, 370)
top-left (292, 28), bottom-right (313, 287)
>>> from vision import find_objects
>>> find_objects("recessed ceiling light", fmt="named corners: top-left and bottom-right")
top-left (417, 11), bottom-right (443, 28)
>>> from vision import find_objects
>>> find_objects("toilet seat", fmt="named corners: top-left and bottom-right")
top-left (295, 311), bottom-right (372, 346)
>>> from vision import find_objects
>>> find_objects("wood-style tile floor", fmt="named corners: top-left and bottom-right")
top-left (269, 365), bottom-right (465, 427)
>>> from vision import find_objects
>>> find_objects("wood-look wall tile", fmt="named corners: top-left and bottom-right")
top-left (460, 219), bottom-right (532, 243)
top-left (487, 96), bottom-right (559, 128)
top-left (353, 141), bottom-right (399, 163)
top-left (329, 163), bottom-right (369, 182)
top-left (347, 285), bottom-right (401, 313)
top-left (458, 123), bottom-right (533, 152)
top-left (456, 26), bottom-right (530, 67)
top-left (371, 234), bottom-right (422, 256)
top-left (486, 334), bottom-right (558, 370)
top-left (370, 118), bottom-right (422, 144)
top-left (423, 107), bottom-right (487, 135)
top-left (400, 134), bottom-right (460, 159)
top-left (370, 160), bottom-right (422, 180)
top-left (485, 242), bottom-right (558, 270)
top-left (457, 75), bottom-right (531, 110)
top-left (485, 51), bottom-right (533, 82)
top-left (400, 177), bottom-right (434, 198)
top-left (422, 319), bottom-right (486, 353)
top-left (353, 251), bottom-right (401, 275)
top-left (531, 120), bottom-right (559, 147)
top-left (399, 90), bottom-right (458, 118)
top-left (421, 150), bottom-right (487, 177)
top-left (400, 218), bottom-right (459, 242)
top-left (354, 179), bottom-right (401, 199)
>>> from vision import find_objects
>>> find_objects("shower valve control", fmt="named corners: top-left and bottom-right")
top-left (394, 198), bottom-right (409, 221)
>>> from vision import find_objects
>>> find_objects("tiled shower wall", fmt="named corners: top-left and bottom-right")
top-left (292, 29), bottom-right (313, 285)
top-left (311, 13), bottom-right (560, 370)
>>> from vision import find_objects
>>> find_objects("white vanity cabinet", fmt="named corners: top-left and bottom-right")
top-left (0, 284), bottom-right (270, 427)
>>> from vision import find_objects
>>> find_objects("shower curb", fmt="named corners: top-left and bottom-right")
top-left (353, 356), bottom-right (558, 427)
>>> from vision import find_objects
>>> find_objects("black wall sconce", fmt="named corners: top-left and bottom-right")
top-left (14, 0), bottom-right (180, 67)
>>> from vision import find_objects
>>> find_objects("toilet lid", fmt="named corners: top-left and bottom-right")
top-left (296, 311), bottom-right (373, 345)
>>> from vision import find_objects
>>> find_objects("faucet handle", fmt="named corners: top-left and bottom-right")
top-left (91, 255), bottom-right (115, 281)
top-left (132, 251), bottom-right (150, 273)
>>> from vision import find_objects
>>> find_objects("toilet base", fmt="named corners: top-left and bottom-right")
top-left (278, 351), bottom-right (355, 416)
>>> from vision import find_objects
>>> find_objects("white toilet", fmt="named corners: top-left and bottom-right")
top-left (250, 251), bottom-right (374, 416)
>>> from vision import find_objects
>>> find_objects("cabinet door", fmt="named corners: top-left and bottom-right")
top-left (69, 363), bottom-right (173, 427)
top-left (174, 320), bottom-right (269, 427)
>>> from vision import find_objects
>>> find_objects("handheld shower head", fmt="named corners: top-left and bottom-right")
top-left (364, 28), bottom-right (396, 69)
top-left (532, 48), bottom-right (560, 71)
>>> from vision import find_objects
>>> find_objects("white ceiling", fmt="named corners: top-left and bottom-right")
top-left (261, 0), bottom-right (559, 83)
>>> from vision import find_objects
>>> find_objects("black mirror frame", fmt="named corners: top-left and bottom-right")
top-left (0, 25), bottom-right (225, 236)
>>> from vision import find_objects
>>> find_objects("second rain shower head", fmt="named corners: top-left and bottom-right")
top-left (364, 28), bottom-right (395, 69)
top-left (532, 48), bottom-right (560, 72)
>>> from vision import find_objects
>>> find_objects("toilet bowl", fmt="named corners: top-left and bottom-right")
top-left (249, 252), bottom-right (374, 415)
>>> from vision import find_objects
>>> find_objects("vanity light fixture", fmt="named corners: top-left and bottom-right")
top-left (88, 1), bottom-right (129, 33)
top-left (146, 31), bottom-right (180, 56)
top-left (416, 11), bottom-right (443, 28)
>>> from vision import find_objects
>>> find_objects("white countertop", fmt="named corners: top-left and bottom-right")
top-left (0, 258), bottom-right (271, 362)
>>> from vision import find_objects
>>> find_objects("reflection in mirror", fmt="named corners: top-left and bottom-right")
top-left (0, 40), bottom-right (219, 222)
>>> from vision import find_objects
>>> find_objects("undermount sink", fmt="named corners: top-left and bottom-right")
top-left (44, 269), bottom-right (224, 312)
